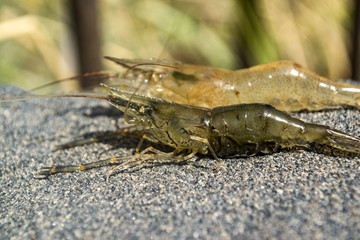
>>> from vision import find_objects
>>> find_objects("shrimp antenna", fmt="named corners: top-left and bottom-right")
top-left (0, 93), bottom-right (109, 103)
top-left (104, 56), bottom-right (179, 73)
top-left (28, 71), bottom-right (117, 92)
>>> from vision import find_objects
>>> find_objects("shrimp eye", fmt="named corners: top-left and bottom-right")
top-left (142, 105), bottom-right (153, 115)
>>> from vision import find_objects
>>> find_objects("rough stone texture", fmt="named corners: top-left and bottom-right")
top-left (1, 86), bottom-right (360, 239)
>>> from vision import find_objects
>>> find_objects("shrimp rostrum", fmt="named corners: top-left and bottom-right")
top-left (36, 83), bottom-right (360, 179)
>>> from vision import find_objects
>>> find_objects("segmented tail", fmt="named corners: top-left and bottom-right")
top-left (305, 123), bottom-right (360, 154)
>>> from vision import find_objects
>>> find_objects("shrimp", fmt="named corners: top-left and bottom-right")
top-left (105, 57), bottom-right (360, 112)
top-left (35, 83), bottom-right (360, 180)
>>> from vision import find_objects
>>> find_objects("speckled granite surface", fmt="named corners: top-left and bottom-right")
top-left (1, 86), bottom-right (360, 239)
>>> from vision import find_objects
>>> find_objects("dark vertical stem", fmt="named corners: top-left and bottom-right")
top-left (68, 0), bottom-right (102, 89)
top-left (232, 0), bottom-right (252, 69)
top-left (352, 0), bottom-right (360, 81)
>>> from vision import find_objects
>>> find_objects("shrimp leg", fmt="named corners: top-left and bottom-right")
top-left (52, 126), bottom-right (144, 150)
top-left (35, 155), bottom-right (131, 177)
top-left (36, 146), bottom-right (197, 180)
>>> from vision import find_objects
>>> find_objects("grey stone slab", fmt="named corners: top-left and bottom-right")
top-left (1, 85), bottom-right (360, 239)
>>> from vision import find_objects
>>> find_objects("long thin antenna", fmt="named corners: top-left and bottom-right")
top-left (29, 71), bottom-right (116, 92)
top-left (0, 93), bottom-right (109, 103)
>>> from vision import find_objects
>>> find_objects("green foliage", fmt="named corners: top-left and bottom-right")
top-left (0, 0), bottom-right (353, 91)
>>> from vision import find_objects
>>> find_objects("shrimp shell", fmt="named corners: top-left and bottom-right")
top-left (35, 84), bottom-right (360, 178)
top-left (106, 57), bottom-right (360, 112)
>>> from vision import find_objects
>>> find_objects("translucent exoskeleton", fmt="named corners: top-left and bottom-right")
top-left (103, 57), bottom-right (360, 112)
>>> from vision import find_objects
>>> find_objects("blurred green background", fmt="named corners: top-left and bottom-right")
top-left (0, 0), bottom-right (354, 91)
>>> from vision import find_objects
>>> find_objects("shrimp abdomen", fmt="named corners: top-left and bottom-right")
top-left (209, 104), bottom-right (360, 157)
top-left (233, 61), bottom-right (360, 112)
